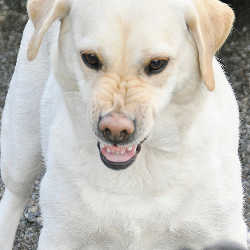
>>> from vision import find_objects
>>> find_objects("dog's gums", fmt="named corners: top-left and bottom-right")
top-left (97, 142), bottom-right (142, 170)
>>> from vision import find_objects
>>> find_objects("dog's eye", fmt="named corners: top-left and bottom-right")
top-left (145, 58), bottom-right (169, 75)
top-left (81, 52), bottom-right (102, 71)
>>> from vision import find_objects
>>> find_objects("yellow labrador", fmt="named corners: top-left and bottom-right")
top-left (0, 0), bottom-right (247, 249)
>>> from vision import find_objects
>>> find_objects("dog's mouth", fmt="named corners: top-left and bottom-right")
top-left (97, 141), bottom-right (145, 170)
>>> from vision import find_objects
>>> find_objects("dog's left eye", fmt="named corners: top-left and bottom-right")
top-left (81, 52), bottom-right (102, 71)
top-left (145, 58), bottom-right (169, 75)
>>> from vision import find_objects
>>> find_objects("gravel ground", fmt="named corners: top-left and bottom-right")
top-left (0, 0), bottom-right (249, 249)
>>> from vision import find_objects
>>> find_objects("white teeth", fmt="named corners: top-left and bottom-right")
top-left (101, 143), bottom-right (136, 155)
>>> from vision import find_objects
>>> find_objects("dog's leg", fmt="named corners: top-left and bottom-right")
top-left (0, 190), bottom-right (27, 250)
top-left (37, 230), bottom-right (81, 250)
top-left (0, 20), bottom-right (50, 249)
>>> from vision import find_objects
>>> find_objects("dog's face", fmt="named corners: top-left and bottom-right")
top-left (63, 0), bottom-right (200, 170)
top-left (27, 0), bottom-right (234, 170)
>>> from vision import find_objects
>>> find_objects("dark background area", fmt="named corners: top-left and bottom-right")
top-left (0, 0), bottom-right (249, 249)
top-left (222, 0), bottom-right (249, 26)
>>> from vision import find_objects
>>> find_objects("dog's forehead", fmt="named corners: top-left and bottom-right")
top-left (70, 0), bottom-right (188, 53)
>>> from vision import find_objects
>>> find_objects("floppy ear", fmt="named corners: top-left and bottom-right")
top-left (186, 0), bottom-right (235, 91)
top-left (27, 0), bottom-right (70, 61)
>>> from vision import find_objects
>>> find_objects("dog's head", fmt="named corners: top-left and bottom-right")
top-left (27, 0), bottom-right (234, 170)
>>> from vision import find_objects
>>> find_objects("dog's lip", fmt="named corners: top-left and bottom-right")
top-left (97, 140), bottom-right (145, 170)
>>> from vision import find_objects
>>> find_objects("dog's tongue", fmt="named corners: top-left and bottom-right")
top-left (101, 144), bottom-right (137, 162)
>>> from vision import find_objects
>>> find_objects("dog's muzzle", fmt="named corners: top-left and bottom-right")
top-left (96, 112), bottom-right (147, 170)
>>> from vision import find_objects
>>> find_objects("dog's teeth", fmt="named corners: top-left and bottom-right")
top-left (128, 146), bottom-right (133, 152)
top-left (107, 148), bottom-right (111, 153)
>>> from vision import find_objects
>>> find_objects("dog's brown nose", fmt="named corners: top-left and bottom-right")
top-left (98, 112), bottom-right (135, 143)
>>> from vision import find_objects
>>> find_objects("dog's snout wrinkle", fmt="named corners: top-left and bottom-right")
top-left (113, 93), bottom-right (125, 112)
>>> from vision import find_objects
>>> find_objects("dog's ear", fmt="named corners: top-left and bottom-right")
top-left (27, 0), bottom-right (70, 61)
top-left (186, 0), bottom-right (234, 91)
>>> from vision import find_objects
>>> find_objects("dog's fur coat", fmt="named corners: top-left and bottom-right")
top-left (0, 0), bottom-right (248, 249)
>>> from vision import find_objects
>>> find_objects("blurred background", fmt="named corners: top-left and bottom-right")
top-left (0, 0), bottom-right (249, 249)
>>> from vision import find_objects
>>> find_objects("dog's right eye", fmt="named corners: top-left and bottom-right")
top-left (81, 52), bottom-right (102, 71)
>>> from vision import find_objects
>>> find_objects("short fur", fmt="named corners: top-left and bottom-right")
top-left (0, 0), bottom-right (247, 249)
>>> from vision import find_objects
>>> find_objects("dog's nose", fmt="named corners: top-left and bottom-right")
top-left (98, 112), bottom-right (135, 143)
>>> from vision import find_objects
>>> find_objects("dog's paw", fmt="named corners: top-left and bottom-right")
top-left (204, 241), bottom-right (247, 250)
top-left (180, 241), bottom-right (247, 250)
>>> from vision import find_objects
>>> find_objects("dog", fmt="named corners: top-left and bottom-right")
top-left (0, 0), bottom-right (248, 249)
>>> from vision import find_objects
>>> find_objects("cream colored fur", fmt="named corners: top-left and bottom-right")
top-left (0, 0), bottom-right (247, 249)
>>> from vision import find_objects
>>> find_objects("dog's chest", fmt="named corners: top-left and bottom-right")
top-left (79, 192), bottom-right (164, 249)
top-left (73, 184), bottom-right (203, 250)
